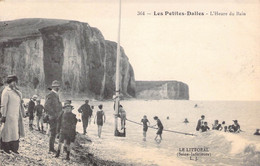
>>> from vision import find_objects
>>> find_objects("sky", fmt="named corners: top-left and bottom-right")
top-left (0, 0), bottom-right (259, 100)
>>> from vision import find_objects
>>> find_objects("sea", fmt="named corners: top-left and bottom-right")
top-left (21, 98), bottom-right (260, 166)
top-left (67, 100), bottom-right (260, 166)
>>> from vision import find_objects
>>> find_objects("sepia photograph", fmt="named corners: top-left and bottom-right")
top-left (0, 0), bottom-right (259, 165)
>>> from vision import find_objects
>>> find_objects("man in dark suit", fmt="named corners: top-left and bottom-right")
top-left (78, 100), bottom-right (92, 134)
top-left (44, 80), bottom-right (62, 153)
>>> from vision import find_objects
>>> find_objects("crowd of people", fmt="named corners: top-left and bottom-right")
top-left (0, 77), bottom-right (107, 160)
top-left (0, 74), bottom-right (259, 161)
top-left (196, 115), bottom-right (242, 133)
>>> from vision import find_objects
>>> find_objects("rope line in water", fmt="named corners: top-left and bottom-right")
top-left (126, 119), bottom-right (197, 136)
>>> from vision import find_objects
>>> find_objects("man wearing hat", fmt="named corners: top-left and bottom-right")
top-left (78, 100), bottom-right (93, 135)
top-left (44, 80), bottom-right (62, 153)
top-left (28, 94), bottom-right (38, 130)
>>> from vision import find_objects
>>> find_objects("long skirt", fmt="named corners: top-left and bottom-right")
top-left (0, 138), bottom-right (19, 153)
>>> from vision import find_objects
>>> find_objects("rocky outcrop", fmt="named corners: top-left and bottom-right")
top-left (136, 81), bottom-right (189, 100)
top-left (0, 18), bottom-right (135, 99)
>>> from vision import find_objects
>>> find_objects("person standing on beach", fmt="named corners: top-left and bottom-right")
top-left (153, 116), bottom-right (164, 142)
top-left (55, 100), bottom-right (77, 160)
top-left (0, 80), bottom-right (5, 119)
top-left (94, 104), bottom-right (106, 138)
top-left (196, 115), bottom-right (205, 131)
top-left (28, 95), bottom-right (37, 130)
top-left (141, 115), bottom-right (150, 141)
top-left (78, 100), bottom-right (93, 135)
top-left (119, 105), bottom-right (126, 130)
top-left (44, 80), bottom-right (62, 153)
top-left (34, 99), bottom-right (45, 132)
top-left (0, 75), bottom-right (25, 154)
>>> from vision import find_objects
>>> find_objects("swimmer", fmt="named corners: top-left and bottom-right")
top-left (184, 118), bottom-right (189, 124)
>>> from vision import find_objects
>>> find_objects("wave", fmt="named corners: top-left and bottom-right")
top-left (192, 130), bottom-right (260, 165)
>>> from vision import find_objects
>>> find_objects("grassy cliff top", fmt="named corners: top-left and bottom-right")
top-left (0, 18), bottom-right (72, 42)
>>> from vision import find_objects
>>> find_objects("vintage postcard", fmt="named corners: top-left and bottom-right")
top-left (0, 0), bottom-right (259, 165)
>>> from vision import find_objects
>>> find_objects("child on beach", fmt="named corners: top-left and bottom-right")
top-left (119, 105), bottom-right (126, 130)
top-left (94, 104), bottom-right (106, 138)
top-left (28, 95), bottom-right (37, 130)
top-left (34, 99), bottom-right (45, 132)
top-left (55, 100), bottom-right (77, 160)
top-left (153, 116), bottom-right (164, 142)
top-left (141, 115), bottom-right (150, 141)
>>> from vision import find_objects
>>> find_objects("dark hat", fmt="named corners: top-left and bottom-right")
top-left (51, 80), bottom-right (60, 87)
top-left (6, 75), bottom-right (18, 84)
top-left (32, 95), bottom-right (38, 100)
top-left (233, 120), bottom-right (238, 123)
top-left (98, 104), bottom-right (103, 109)
top-left (201, 115), bottom-right (205, 118)
top-left (154, 116), bottom-right (158, 119)
top-left (63, 100), bottom-right (73, 108)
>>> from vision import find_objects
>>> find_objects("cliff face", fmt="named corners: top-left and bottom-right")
top-left (136, 81), bottom-right (189, 100)
top-left (0, 18), bottom-right (135, 99)
top-left (0, 36), bottom-right (45, 90)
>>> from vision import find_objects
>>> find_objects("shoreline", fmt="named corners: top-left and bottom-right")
top-left (0, 120), bottom-right (127, 166)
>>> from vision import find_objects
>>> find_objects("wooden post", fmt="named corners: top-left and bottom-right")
top-left (114, 0), bottom-right (122, 136)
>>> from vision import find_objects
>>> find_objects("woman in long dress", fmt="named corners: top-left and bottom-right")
top-left (0, 75), bottom-right (25, 154)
